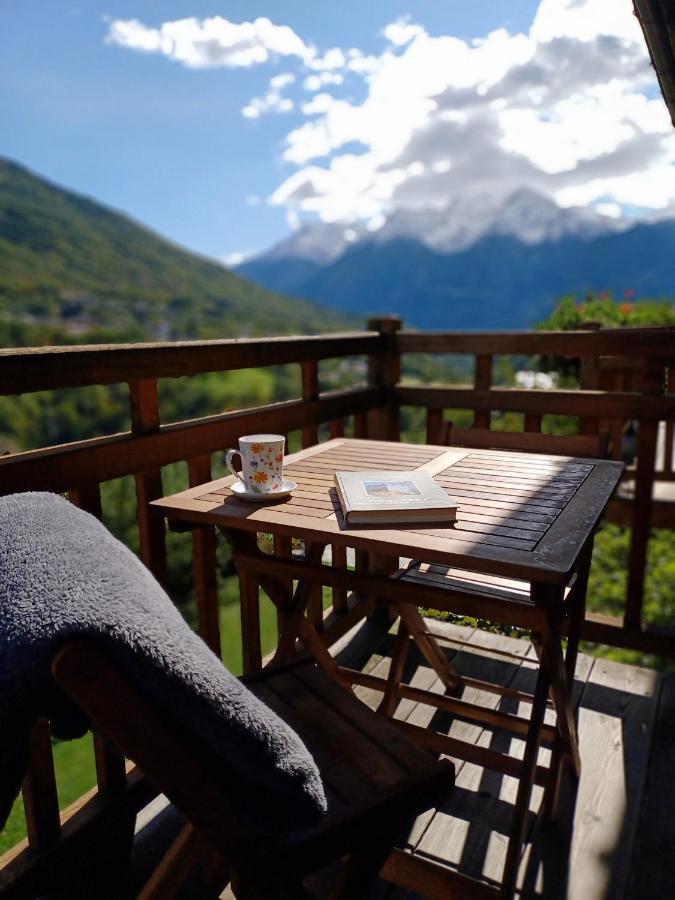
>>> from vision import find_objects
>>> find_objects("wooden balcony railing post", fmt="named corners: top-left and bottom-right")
top-left (426, 408), bottom-right (443, 444)
top-left (353, 411), bottom-right (368, 437)
top-left (22, 720), bottom-right (61, 851)
top-left (188, 455), bottom-right (221, 656)
top-left (329, 418), bottom-right (345, 438)
top-left (68, 486), bottom-right (129, 797)
top-left (579, 323), bottom-right (601, 436)
top-left (301, 360), bottom-right (320, 448)
top-left (128, 378), bottom-right (167, 586)
top-left (367, 316), bottom-right (402, 441)
top-left (625, 360), bottom-right (665, 630)
top-left (297, 363), bottom-right (325, 622)
top-left (68, 484), bottom-right (103, 520)
top-left (473, 354), bottom-right (492, 430)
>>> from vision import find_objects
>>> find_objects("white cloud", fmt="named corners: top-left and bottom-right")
top-left (530, 0), bottom-right (643, 43)
top-left (301, 92), bottom-right (335, 116)
top-left (594, 200), bottom-right (622, 218)
top-left (383, 18), bottom-right (425, 48)
top-left (307, 47), bottom-right (346, 71)
top-left (303, 72), bottom-right (344, 92)
top-left (106, 15), bottom-right (311, 68)
top-left (269, 0), bottom-right (675, 222)
top-left (107, 3), bottom-right (675, 224)
top-left (223, 250), bottom-right (254, 266)
top-left (269, 72), bottom-right (295, 89)
top-left (243, 73), bottom-right (296, 118)
top-left (243, 92), bottom-right (294, 117)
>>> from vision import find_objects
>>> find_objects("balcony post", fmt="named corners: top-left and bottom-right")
top-left (301, 360), bottom-right (320, 448)
top-left (625, 359), bottom-right (664, 630)
top-left (579, 321), bottom-right (601, 436)
top-left (128, 378), bottom-right (168, 586)
top-left (367, 315), bottom-right (403, 441)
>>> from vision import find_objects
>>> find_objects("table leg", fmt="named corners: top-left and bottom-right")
top-left (543, 540), bottom-right (593, 821)
top-left (272, 533), bottom-right (293, 639)
top-left (538, 613), bottom-right (581, 779)
top-left (501, 653), bottom-right (551, 899)
top-left (225, 529), bottom-right (338, 678)
top-left (502, 580), bottom-right (581, 898)
top-left (371, 551), bottom-right (462, 693)
top-left (397, 604), bottom-right (462, 692)
top-left (378, 620), bottom-right (411, 717)
top-left (368, 552), bottom-right (399, 626)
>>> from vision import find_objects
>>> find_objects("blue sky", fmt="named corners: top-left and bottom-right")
top-left (2, 1), bottom-right (673, 264)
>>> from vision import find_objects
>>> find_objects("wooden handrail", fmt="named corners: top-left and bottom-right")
top-left (395, 385), bottom-right (675, 419)
top-left (396, 327), bottom-right (675, 356)
top-left (0, 332), bottom-right (383, 394)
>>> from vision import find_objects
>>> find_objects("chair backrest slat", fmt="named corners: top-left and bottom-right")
top-left (441, 422), bottom-right (610, 459)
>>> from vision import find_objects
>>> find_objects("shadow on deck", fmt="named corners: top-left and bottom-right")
top-left (129, 620), bottom-right (675, 900)
top-left (131, 617), bottom-right (675, 899)
top-left (326, 617), bottom-right (675, 900)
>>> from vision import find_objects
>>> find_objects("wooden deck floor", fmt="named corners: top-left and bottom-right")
top-left (329, 617), bottom-right (675, 900)
top-left (137, 616), bottom-right (674, 899)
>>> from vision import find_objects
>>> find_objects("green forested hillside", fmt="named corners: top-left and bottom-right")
top-left (0, 157), bottom-right (350, 345)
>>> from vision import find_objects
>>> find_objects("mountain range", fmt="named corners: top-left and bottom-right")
top-left (239, 189), bottom-right (675, 328)
top-left (0, 157), bottom-right (349, 346)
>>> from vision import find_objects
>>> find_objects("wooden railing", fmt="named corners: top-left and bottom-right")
top-left (0, 317), bottom-right (674, 895)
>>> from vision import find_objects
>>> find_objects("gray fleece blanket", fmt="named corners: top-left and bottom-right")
top-left (0, 492), bottom-right (327, 834)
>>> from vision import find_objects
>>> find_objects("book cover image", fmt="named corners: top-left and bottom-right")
top-left (361, 478), bottom-right (422, 499)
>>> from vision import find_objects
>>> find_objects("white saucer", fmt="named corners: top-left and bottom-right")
top-left (231, 479), bottom-right (297, 502)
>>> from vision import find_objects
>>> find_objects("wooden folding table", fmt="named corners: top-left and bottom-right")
top-left (152, 437), bottom-right (622, 898)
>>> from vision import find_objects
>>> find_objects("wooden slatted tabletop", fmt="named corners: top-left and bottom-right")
top-left (152, 438), bottom-right (623, 584)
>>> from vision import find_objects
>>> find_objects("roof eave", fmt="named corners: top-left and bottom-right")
top-left (633, 0), bottom-right (675, 129)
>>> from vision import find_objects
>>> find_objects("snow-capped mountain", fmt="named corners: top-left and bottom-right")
top-left (238, 188), bottom-right (675, 328)
top-left (368, 188), bottom-right (630, 253)
top-left (260, 220), bottom-right (355, 265)
top-left (253, 188), bottom-right (629, 263)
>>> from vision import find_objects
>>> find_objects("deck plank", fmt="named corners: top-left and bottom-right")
top-left (127, 616), bottom-right (667, 899)
top-left (566, 657), bottom-right (659, 900)
top-left (333, 618), bottom-right (663, 899)
top-left (407, 629), bottom-right (539, 870)
top-left (626, 673), bottom-right (675, 900)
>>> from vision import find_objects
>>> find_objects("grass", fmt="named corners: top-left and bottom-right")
top-left (0, 734), bottom-right (97, 856)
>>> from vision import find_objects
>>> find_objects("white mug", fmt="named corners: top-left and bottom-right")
top-left (226, 434), bottom-right (285, 495)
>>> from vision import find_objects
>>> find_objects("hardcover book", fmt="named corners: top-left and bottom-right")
top-left (334, 470), bottom-right (458, 524)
